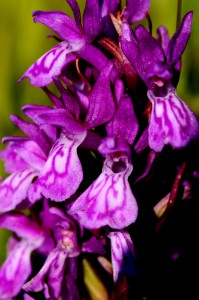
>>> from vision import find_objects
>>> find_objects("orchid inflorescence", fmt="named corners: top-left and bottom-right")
top-left (0, 0), bottom-right (199, 299)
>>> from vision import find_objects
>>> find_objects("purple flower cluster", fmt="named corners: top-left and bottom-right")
top-left (0, 0), bottom-right (199, 299)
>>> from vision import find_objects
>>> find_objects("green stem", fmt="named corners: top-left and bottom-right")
top-left (176, 0), bottom-right (182, 29)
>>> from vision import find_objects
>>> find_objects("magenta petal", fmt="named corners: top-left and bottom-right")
top-left (85, 62), bottom-right (115, 128)
top-left (0, 143), bottom-right (29, 173)
top-left (22, 104), bottom-right (53, 121)
top-left (83, 0), bottom-right (102, 39)
top-left (157, 26), bottom-right (170, 53)
top-left (167, 11), bottom-right (193, 66)
top-left (66, 0), bottom-right (82, 27)
top-left (148, 90), bottom-right (199, 152)
top-left (124, 0), bottom-right (150, 24)
top-left (134, 25), bottom-right (165, 75)
top-left (0, 168), bottom-right (39, 213)
top-left (33, 10), bottom-right (83, 42)
top-left (108, 231), bottom-right (135, 282)
top-left (35, 108), bottom-right (85, 135)
top-left (10, 115), bottom-right (50, 154)
top-left (106, 94), bottom-right (139, 145)
top-left (69, 155), bottom-right (138, 229)
top-left (10, 140), bottom-right (46, 171)
top-left (0, 213), bottom-right (44, 240)
top-left (23, 248), bottom-right (67, 298)
top-left (0, 240), bottom-right (36, 299)
top-left (19, 41), bottom-right (85, 87)
top-left (28, 131), bottom-right (86, 202)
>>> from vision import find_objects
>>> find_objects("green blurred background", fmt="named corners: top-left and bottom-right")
top-left (0, 0), bottom-right (199, 264)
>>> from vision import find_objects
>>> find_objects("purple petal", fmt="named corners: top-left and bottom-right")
top-left (28, 132), bottom-right (86, 202)
top-left (106, 94), bottom-right (139, 145)
top-left (0, 240), bottom-right (36, 299)
top-left (100, 0), bottom-right (120, 16)
top-left (22, 104), bottom-right (58, 143)
top-left (22, 104), bottom-right (53, 120)
top-left (108, 231), bottom-right (135, 282)
top-left (134, 25), bottom-right (165, 78)
top-left (10, 115), bottom-right (50, 154)
top-left (65, 0), bottom-right (82, 28)
top-left (157, 26), bottom-right (170, 53)
top-left (69, 155), bottom-right (138, 229)
top-left (23, 248), bottom-right (67, 298)
top-left (121, 22), bottom-right (143, 79)
top-left (32, 10), bottom-right (83, 42)
top-left (53, 77), bottom-right (80, 118)
top-left (0, 144), bottom-right (29, 173)
top-left (85, 62), bottom-right (115, 128)
top-left (0, 168), bottom-right (39, 213)
top-left (124, 0), bottom-right (150, 24)
top-left (10, 140), bottom-right (46, 171)
top-left (19, 41), bottom-right (84, 87)
top-left (167, 11), bottom-right (193, 66)
top-left (148, 89), bottom-right (199, 152)
top-left (121, 23), bottom-right (165, 82)
top-left (0, 213), bottom-right (44, 241)
top-left (83, 0), bottom-right (102, 39)
top-left (35, 109), bottom-right (85, 135)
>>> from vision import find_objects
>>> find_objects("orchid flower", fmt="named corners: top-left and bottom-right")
top-left (121, 11), bottom-right (199, 151)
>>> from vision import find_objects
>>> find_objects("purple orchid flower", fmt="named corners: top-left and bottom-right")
top-left (69, 137), bottom-right (138, 230)
top-left (19, 0), bottom-right (150, 88)
top-left (23, 207), bottom-right (105, 299)
top-left (0, 200), bottom-right (104, 300)
top-left (121, 11), bottom-right (199, 152)
top-left (68, 80), bottom-right (139, 230)
top-left (18, 0), bottom-right (109, 88)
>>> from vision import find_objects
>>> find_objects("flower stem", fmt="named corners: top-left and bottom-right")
top-left (176, 0), bottom-right (182, 29)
